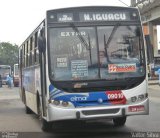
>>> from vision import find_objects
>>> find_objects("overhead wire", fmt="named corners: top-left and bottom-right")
top-left (118, 0), bottom-right (129, 7)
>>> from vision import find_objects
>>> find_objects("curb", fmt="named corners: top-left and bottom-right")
top-left (148, 83), bottom-right (159, 85)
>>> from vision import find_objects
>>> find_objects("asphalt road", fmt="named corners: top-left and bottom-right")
top-left (0, 85), bottom-right (160, 138)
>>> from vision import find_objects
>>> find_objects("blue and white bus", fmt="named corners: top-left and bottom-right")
top-left (19, 6), bottom-right (149, 131)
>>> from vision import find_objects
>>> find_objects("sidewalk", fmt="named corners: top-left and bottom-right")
top-left (0, 86), bottom-right (19, 100)
top-left (148, 79), bottom-right (160, 92)
top-left (148, 84), bottom-right (160, 91)
top-left (148, 79), bottom-right (159, 85)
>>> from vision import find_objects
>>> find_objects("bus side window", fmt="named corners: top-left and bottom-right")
top-left (20, 49), bottom-right (23, 69)
top-left (29, 37), bottom-right (33, 66)
top-left (29, 38), bottom-right (32, 66)
top-left (22, 44), bottom-right (25, 68)
top-left (32, 36), bottom-right (35, 65)
top-left (26, 41), bottom-right (29, 67)
top-left (25, 42), bottom-right (28, 68)
top-left (34, 32), bottom-right (39, 64)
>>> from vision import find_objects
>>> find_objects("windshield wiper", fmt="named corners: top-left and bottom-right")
top-left (104, 23), bottom-right (121, 63)
top-left (70, 23), bottom-right (92, 64)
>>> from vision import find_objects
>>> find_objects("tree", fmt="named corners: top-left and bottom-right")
top-left (0, 42), bottom-right (19, 69)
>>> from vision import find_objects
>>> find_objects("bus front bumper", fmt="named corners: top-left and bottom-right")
top-left (48, 98), bottom-right (149, 122)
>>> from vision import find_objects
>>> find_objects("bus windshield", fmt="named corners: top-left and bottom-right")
top-left (0, 66), bottom-right (11, 77)
top-left (49, 25), bottom-right (145, 81)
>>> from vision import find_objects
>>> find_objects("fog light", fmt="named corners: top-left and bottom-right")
top-left (62, 101), bottom-right (69, 107)
top-left (131, 96), bottom-right (137, 103)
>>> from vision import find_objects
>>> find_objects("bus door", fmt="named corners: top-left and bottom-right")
top-left (38, 26), bottom-right (47, 117)
top-left (20, 49), bottom-right (23, 93)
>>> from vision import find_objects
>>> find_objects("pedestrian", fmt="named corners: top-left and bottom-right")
top-left (6, 74), bottom-right (12, 88)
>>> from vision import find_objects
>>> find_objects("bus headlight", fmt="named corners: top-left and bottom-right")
top-left (62, 101), bottom-right (69, 107)
top-left (49, 100), bottom-right (74, 108)
top-left (130, 93), bottom-right (147, 103)
top-left (131, 96), bottom-right (137, 102)
top-left (138, 94), bottom-right (145, 101)
top-left (51, 100), bottom-right (60, 106)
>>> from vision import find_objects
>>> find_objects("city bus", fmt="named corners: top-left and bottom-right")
top-left (0, 65), bottom-right (11, 85)
top-left (13, 64), bottom-right (19, 87)
top-left (153, 55), bottom-right (160, 76)
top-left (19, 6), bottom-right (149, 131)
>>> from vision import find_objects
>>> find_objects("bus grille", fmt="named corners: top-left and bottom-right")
top-left (82, 108), bottom-right (120, 116)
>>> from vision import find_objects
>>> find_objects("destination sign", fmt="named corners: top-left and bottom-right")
top-left (57, 13), bottom-right (73, 22)
top-left (47, 10), bottom-right (136, 23)
top-left (79, 12), bottom-right (129, 21)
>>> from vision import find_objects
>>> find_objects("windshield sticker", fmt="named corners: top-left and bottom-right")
top-left (71, 60), bottom-right (88, 78)
top-left (108, 63), bottom-right (136, 73)
top-left (56, 57), bottom-right (68, 67)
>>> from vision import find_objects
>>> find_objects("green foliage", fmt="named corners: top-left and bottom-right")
top-left (0, 42), bottom-right (19, 68)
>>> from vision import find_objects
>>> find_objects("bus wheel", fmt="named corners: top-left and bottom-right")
top-left (41, 119), bottom-right (52, 132)
top-left (113, 117), bottom-right (126, 126)
top-left (38, 101), bottom-right (52, 131)
top-left (25, 106), bottom-right (32, 114)
top-left (24, 91), bottom-right (32, 114)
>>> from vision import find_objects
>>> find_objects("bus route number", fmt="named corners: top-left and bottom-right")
top-left (107, 92), bottom-right (124, 100)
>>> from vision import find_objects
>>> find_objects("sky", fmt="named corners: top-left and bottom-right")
top-left (0, 0), bottom-right (130, 46)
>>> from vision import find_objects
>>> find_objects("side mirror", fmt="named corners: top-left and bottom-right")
top-left (38, 26), bottom-right (46, 53)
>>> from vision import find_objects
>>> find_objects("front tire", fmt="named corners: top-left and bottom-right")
top-left (25, 106), bottom-right (33, 114)
top-left (37, 99), bottom-right (52, 131)
top-left (41, 118), bottom-right (52, 132)
top-left (113, 117), bottom-right (126, 126)
top-left (24, 91), bottom-right (32, 114)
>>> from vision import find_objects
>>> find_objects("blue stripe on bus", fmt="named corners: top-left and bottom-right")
top-left (49, 84), bottom-right (113, 107)
top-left (51, 91), bottom-right (63, 97)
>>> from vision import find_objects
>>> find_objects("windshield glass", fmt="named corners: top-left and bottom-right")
top-left (49, 27), bottom-right (98, 81)
top-left (98, 26), bottom-right (145, 80)
top-left (0, 67), bottom-right (11, 78)
top-left (49, 25), bottom-right (145, 81)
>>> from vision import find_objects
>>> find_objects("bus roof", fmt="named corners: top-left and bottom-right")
top-left (47, 6), bottom-right (138, 13)
top-left (47, 6), bottom-right (140, 24)
top-left (20, 6), bottom-right (139, 47)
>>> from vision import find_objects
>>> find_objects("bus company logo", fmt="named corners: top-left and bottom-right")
top-left (70, 96), bottom-right (88, 102)
top-left (98, 98), bottom-right (103, 103)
